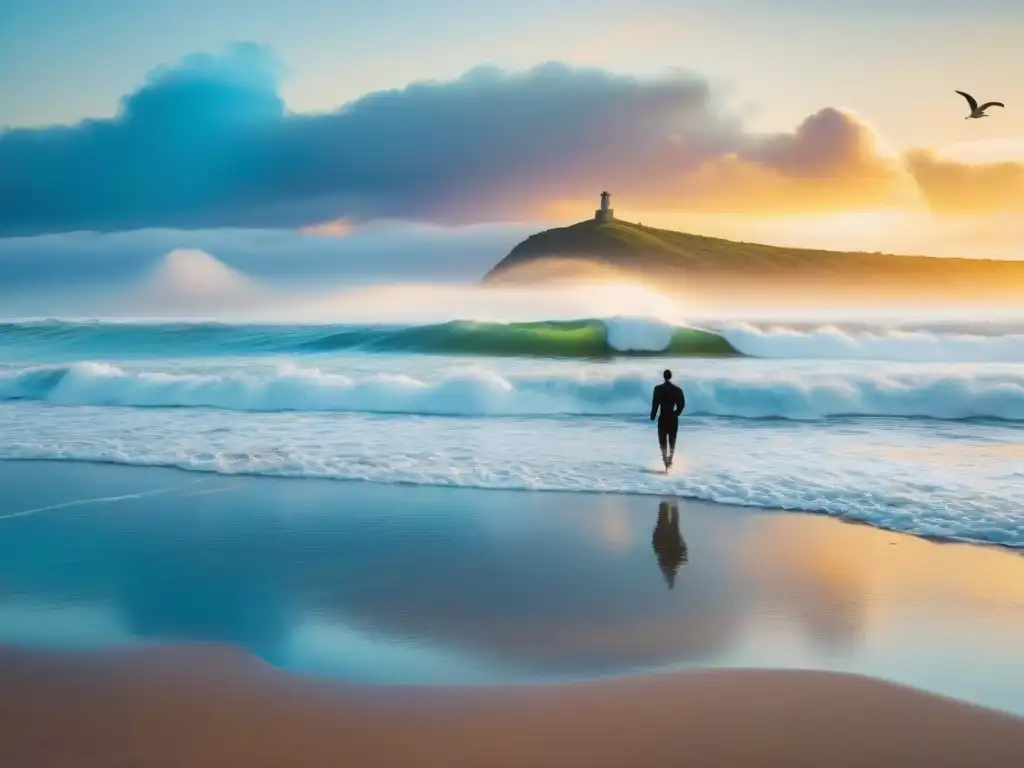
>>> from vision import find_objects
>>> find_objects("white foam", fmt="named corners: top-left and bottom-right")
top-left (724, 323), bottom-right (1024, 363)
top-left (1, 361), bottom-right (1022, 421)
top-left (0, 401), bottom-right (1020, 548)
top-left (604, 317), bottom-right (675, 352)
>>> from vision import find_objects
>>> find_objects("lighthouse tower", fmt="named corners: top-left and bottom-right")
top-left (594, 191), bottom-right (614, 223)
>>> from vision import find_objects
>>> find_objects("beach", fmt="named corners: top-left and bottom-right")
top-left (2, 322), bottom-right (1023, 552)
top-left (2, 314), bottom-right (1024, 766)
top-left (0, 459), bottom-right (1022, 765)
top-left (3, 644), bottom-right (1024, 768)
top-left (5, 9), bottom-right (1024, 764)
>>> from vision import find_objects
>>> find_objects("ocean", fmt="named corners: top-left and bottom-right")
top-left (1, 315), bottom-right (1022, 549)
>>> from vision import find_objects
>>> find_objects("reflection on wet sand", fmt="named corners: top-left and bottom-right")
top-left (652, 501), bottom-right (688, 589)
top-left (0, 461), bottom-right (1022, 710)
top-left (115, 526), bottom-right (292, 666)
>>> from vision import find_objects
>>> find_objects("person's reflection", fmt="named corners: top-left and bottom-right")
top-left (652, 501), bottom-right (688, 589)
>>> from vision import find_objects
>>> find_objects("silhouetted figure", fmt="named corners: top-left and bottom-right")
top-left (650, 369), bottom-right (685, 468)
top-left (652, 501), bottom-right (688, 589)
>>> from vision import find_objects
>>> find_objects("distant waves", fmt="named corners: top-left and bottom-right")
top-left (4, 318), bottom-right (1024, 362)
top-left (0, 318), bottom-right (736, 359)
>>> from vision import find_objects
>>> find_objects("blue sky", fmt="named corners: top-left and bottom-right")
top-left (3, 0), bottom-right (1021, 146)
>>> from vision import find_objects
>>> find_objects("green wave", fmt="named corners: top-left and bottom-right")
top-left (309, 320), bottom-right (740, 358)
top-left (0, 319), bottom-right (741, 359)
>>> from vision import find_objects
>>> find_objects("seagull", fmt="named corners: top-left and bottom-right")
top-left (956, 90), bottom-right (1004, 119)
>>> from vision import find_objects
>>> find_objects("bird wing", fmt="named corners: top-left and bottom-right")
top-left (955, 90), bottom-right (979, 110)
top-left (979, 102), bottom-right (1004, 110)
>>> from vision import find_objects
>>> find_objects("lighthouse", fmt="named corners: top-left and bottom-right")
top-left (594, 191), bottom-right (614, 223)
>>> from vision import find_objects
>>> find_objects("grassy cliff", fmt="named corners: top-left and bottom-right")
top-left (483, 218), bottom-right (1024, 305)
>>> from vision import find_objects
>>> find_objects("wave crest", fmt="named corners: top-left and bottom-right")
top-left (301, 318), bottom-right (737, 357)
top-left (7, 318), bottom-right (1024, 362)
top-left (0, 318), bottom-right (738, 359)
top-left (2, 362), bottom-right (1022, 421)
top-left (722, 322), bottom-right (1024, 362)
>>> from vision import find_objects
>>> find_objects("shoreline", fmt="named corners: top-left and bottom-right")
top-left (2, 458), bottom-right (1022, 716)
top-left (3, 456), bottom-right (1020, 553)
top-left (2, 643), bottom-right (1023, 767)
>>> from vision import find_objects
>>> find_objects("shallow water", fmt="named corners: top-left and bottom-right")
top-left (2, 350), bottom-right (1023, 547)
top-left (3, 315), bottom-right (1024, 548)
top-left (1, 461), bottom-right (1021, 714)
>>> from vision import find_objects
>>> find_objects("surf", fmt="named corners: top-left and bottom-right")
top-left (3, 361), bottom-right (1022, 421)
top-left (721, 321), bottom-right (1024, 363)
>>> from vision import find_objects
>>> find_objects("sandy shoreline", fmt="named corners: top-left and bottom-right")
top-left (2, 461), bottom-right (1023, 696)
top-left (2, 460), bottom-right (1023, 765)
top-left (1, 644), bottom-right (1022, 767)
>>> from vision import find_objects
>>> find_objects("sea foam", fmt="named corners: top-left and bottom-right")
top-left (1, 400), bottom-right (1020, 548)
top-left (2, 361), bottom-right (1022, 421)
top-left (722, 323), bottom-right (1024, 363)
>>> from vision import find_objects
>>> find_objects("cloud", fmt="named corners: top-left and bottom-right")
top-left (0, 44), bottom-right (1019, 236)
top-left (904, 150), bottom-right (1024, 213)
top-left (667, 108), bottom-right (918, 213)
top-left (300, 219), bottom-right (354, 237)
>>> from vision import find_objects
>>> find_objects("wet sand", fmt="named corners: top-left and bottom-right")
top-left (1, 644), bottom-right (1022, 767)
top-left (1, 460), bottom-right (1023, 765)
top-left (1, 461), bottom-right (1023, 703)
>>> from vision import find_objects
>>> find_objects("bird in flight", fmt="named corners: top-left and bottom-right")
top-left (956, 90), bottom-right (1004, 119)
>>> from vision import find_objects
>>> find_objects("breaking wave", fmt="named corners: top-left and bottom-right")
top-left (721, 322), bottom-right (1024, 363)
top-left (5, 318), bottom-right (1024, 362)
top-left (2, 362), bottom-right (1022, 421)
top-left (304, 318), bottom-right (738, 357)
top-left (0, 318), bottom-right (737, 358)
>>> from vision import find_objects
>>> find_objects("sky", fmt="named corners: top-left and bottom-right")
top-left (1, 0), bottom-right (1023, 299)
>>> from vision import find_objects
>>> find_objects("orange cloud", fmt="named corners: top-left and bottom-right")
top-left (669, 159), bottom-right (901, 213)
top-left (698, 108), bottom-right (915, 212)
top-left (672, 144), bottom-right (911, 215)
top-left (543, 109), bottom-right (918, 216)
top-left (562, 108), bottom-right (1023, 217)
top-left (661, 110), bottom-right (1024, 216)
top-left (300, 218), bottom-right (354, 237)
top-left (903, 150), bottom-right (1024, 213)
